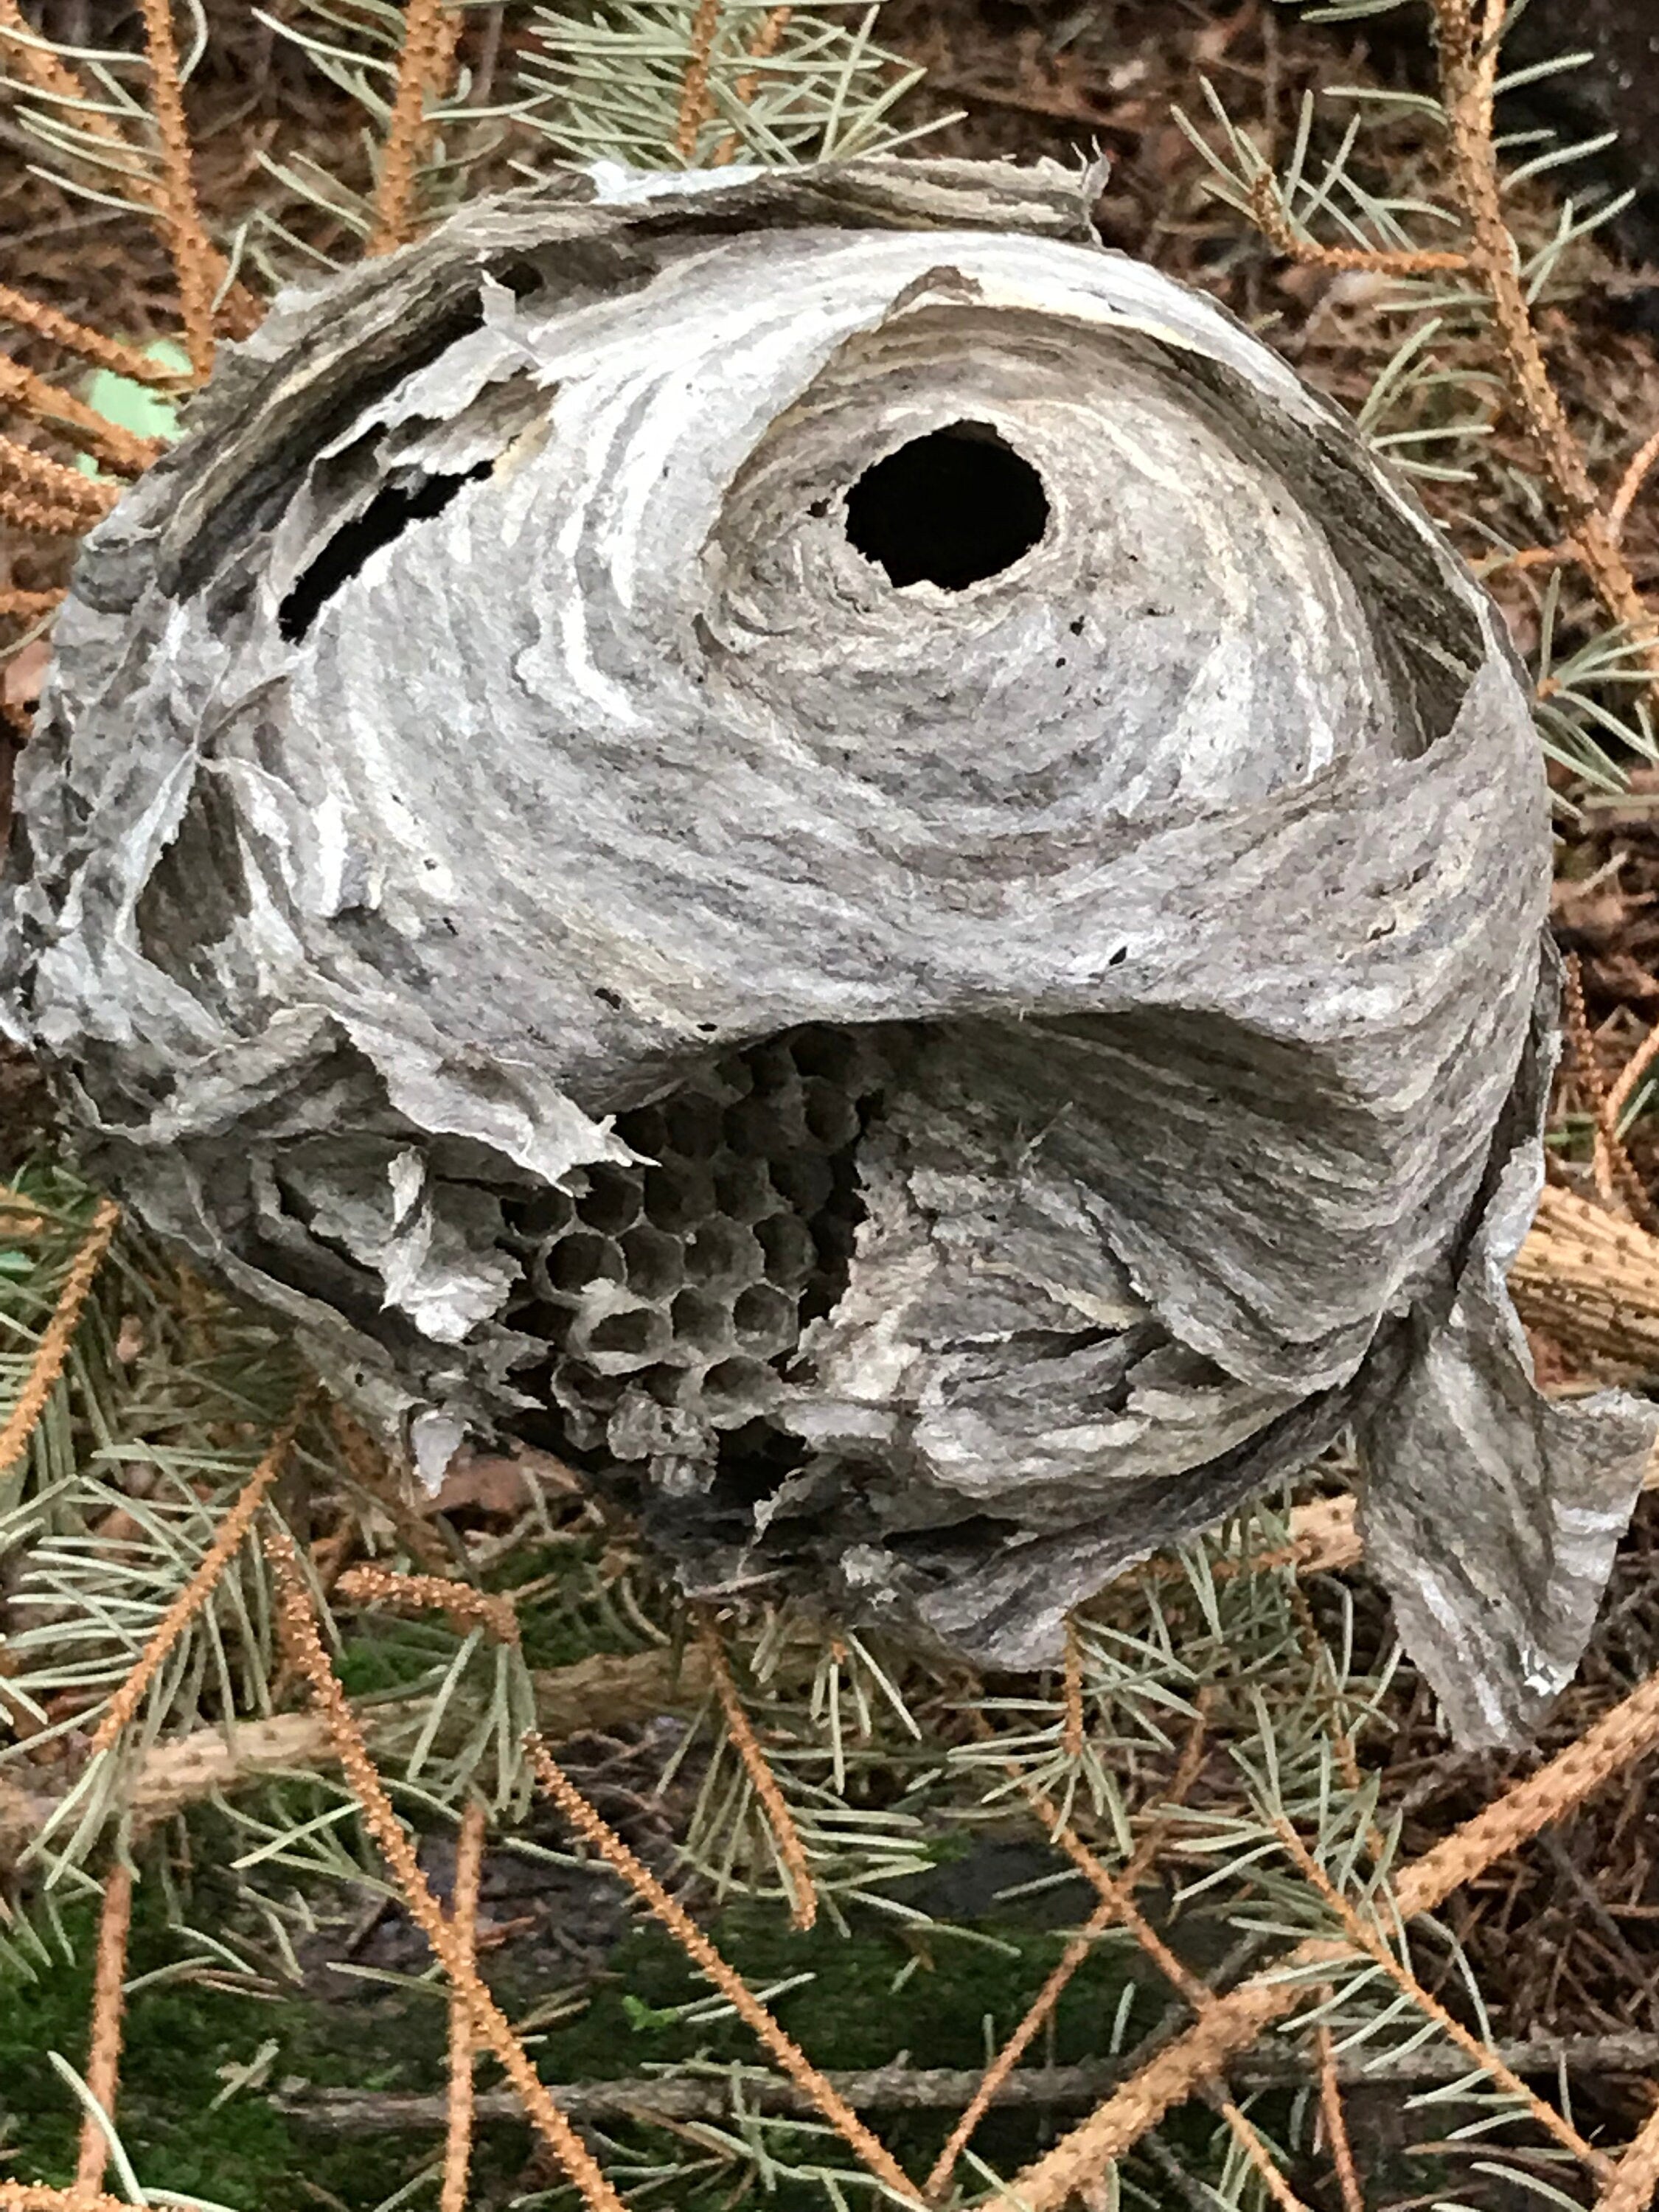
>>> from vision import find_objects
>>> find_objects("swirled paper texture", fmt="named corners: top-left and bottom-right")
top-left (4, 159), bottom-right (1651, 1745)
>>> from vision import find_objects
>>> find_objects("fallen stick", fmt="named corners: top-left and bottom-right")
top-left (0, 1647), bottom-right (710, 1870)
top-left (271, 2031), bottom-right (1659, 2135)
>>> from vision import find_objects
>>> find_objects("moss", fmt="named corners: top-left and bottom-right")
top-left (0, 1893), bottom-right (445, 2208)
top-left (0, 1869), bottom-right (1173, 2209)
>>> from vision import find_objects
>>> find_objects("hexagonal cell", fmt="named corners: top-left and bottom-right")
top-left (731, 1279), bottom-right (796, 1352)
top-left (756, 1207), bottom-right (817, 1287)
top-left (642, 1160), bottom-right (715, 1234)
top-left (507, 1298), bottom-right (567, 1345)
top-left (670, 1283), bottom-right (734, 1353)
top-left (620, 1220), bottom-right (684, 1301)
top-left (685, 1216), bottom-right (762, 1293)
top-left (748, 1039), bottom-right (803, 1101)
top-left (661, 1090), bottom-right (726, 1158)
top-left (574, 1299), bottom-right (675, 1374)
top-left (578, 1163), bottom-right (644, 1236)
top-left (767, 1150), bottom-right (834, 1217)
top-left (803, 1077), bottom-right (860, 1151)
top-left (546, 1228), bottom-right (627, 1296)
top-left (512, 1184), bottom-right (579, 1243)
top-left (788, 1026), bottom-right (863, 1085)
top-left (619, 1102), bottom-right (667, 1160)
top-left (714, 1091), bottom-right (787, 1157)
top-left (696, 1354), bottom-right (779, 1422)
top-left (712, 1149), bottom-right (776, 1225)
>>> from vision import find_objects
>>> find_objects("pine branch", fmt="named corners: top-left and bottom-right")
top-left (1009, 1655), bottom-right (1659, 2205)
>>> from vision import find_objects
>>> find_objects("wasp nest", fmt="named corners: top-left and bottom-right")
top-left (4, 160), bottom-right (1654, 1746)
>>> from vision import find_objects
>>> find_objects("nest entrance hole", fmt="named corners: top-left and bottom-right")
top-left (844, 421), bottom-right (1048, 591)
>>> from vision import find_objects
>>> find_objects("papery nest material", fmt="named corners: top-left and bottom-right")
top-left (4, 158), bottom-right (1652, 1747)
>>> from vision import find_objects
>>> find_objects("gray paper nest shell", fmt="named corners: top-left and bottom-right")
top-left (4, 157), bottom-right (1654, 1745)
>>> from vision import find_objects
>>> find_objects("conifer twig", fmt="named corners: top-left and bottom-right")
top-left (1427, 0), bottom-right (1655, 664)
top-left (369, 0), bottom-right (463, 254)
top-left (1004, 1753), bottom-right (1318, 2211)
top-left (1607, 1021), bottom-right (1659, 1132)
top-left (698, 1610), bottom-right (817, 1931)
top-left (0, 2193), bottom-right (148, 2212)
top-left (1564, 953), bottom-right (1656, 1226)
top-left (1274, 1818), bottom-right (1613, 2183)
top-left (1212, 2093), bottom-right (1313, 2212)
top-left (1609, 425), bottom-right (1659, 548)
top-left (0, 585), bottom-right (65, 621)
top-left (88, 1396), bottom-right (311, 1757)
top-left (441, 1802), bottom-right (486, 2212)
top-left (1596, 2098), bottom-right (1659, 2212)
top-left (0, 439), bottom-right (118, 532)
top-left (712, 5), bottom-right (793, 164)
top-left (525, 1730), bottom-right (924, 2205)
top-left (1314, 2020), bottom-right (1363, 2212)
top-left (1247, 172), bottom-right (1467, 276)
top-left (72, 1861), bottom-right (133, 2202)
top-left (1010, 1657), bottom-right (1659, 2207)
top-left (335, 1565), bottom-right (520, 1647)
top-left (263, 1518), bottom-right (627, 2212)
top-left (674, 0), bottom-right (724, 161)
top-left (1061, 1615), bottom-right (1085, 1763)
top-left (0, 287), bottom-right (183, 390)
top-left (926, 1705), bottom-right (1211, 2200)
top-left (133, 0), bottom-right (217, 380)
top-left (0, 360), bottom-right (164, 477)
top-left (0, 1198), bottom-right (119, 1478)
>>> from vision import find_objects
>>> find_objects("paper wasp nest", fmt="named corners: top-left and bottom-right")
top-left (5, 161), bottom-right (1654, 1746)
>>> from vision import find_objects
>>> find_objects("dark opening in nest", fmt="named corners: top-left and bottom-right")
top-left (844, 422), bottom-right (1049, 589)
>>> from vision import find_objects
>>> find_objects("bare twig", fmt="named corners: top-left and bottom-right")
top-left (526, 1731), bottom-right (924, 2205)
top-left (442, 1803), bottom-right (486, 2212)
top-left (0, 1199), bottom-right (119, 1478)
top-left (270, 2037), bottom-right (1659, 2132)
top-left (698, 1610), bottom-right (816, 1932)
top-left (263, 1519), bottom-right (626, 2212)
top-left (72, 1860), bottom-right (133, 2202)
top-left (369, 0), bottom-right (463, 253)
top-left (88, 1397), bottom-right (311, 1758)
